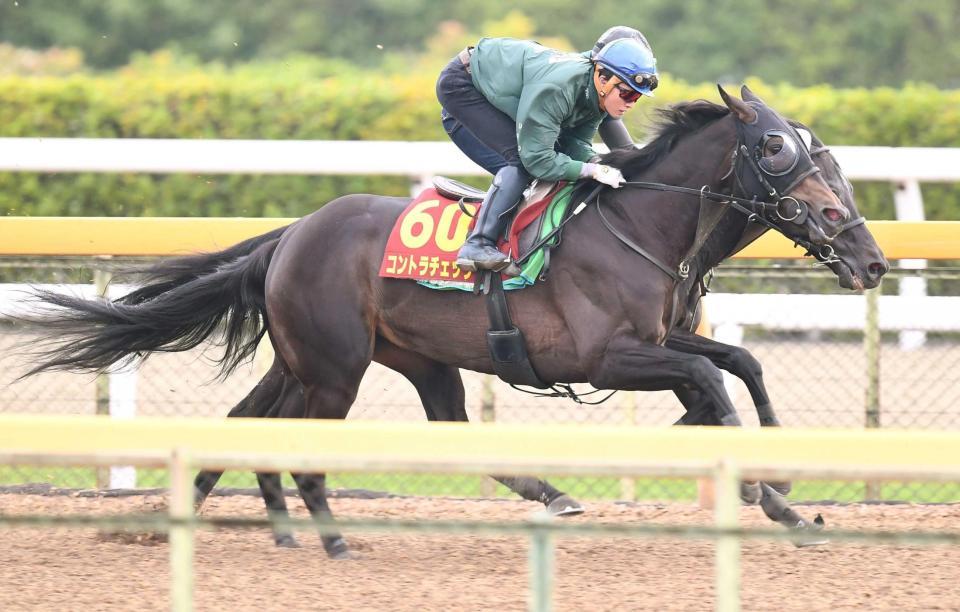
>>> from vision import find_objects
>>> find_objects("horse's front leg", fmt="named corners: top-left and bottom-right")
top-left (586, 335), bottom-right (742, 425)
top-left (666, 330), bottom-right (790, 495)
top-left (648, 364), bottom-right (825, 543)
top-left (672, 385), bottom-right (761, 504)
top-left (666, 329), bottom-right (782, 428)
top-left (582, 336), bottom-right (772, 508)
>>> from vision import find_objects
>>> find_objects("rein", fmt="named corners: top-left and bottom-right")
top-left (597, 138), bottom-right (868, 282)
top-left (591, 136), bottom-right (872, 338)
top-left (506, 139), bottom-right (867, 404)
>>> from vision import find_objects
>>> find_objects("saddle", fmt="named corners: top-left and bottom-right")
top-left (433, 176), bottom-right (485, 202)
top-left (381, 177), bottom-right (588, 390)
top-left (433, 176), bottom-right (574, 280)
top-left (432, 177), bottom-right (582, 391)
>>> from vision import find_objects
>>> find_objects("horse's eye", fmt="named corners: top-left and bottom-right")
top-left (763, 135), bottom-right (784, 157)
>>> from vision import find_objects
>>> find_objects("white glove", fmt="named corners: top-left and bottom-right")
top-left (581, 162), bottom-right (625, 188)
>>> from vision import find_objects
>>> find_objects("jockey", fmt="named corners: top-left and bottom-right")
top-left (592, 26), bottom-right (653, 151)
top-left (436, 29), bottom-right (658, 273)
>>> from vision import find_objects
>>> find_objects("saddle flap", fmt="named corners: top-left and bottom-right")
top-left (506, 181), bottom-right (570, 259)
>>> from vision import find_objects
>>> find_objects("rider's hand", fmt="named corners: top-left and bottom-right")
top-left (581, 163), bottom-right (626, 188)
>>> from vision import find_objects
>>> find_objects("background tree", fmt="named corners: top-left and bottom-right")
top-left (1, 0), bottom-right (958, 87)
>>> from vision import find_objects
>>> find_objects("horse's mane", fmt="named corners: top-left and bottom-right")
top-left (600, 100), bottom-right (731, 176)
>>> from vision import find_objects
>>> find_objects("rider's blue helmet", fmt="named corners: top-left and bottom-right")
top-left (591, 26), bottom-right (651, 60)
top-left (595, 38), bottom-right (659, 97)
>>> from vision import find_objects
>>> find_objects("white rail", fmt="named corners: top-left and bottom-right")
top-left (2, 137), bottom-right (960, 180)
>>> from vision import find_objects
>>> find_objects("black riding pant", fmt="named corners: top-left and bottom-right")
top-left (436, 55), bottom-right (522, 176)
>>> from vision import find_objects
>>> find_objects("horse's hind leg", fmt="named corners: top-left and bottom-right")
top-left (272, 297), bottom-right (373, 558)
top-left (290, 471), bottom-right (350, 558)
top-left (256, 471), bottom-right (298, 548)
top-left (290, 383), bottom-right (361, 559)
top-left (252, 369), bottom-right (308, 547)
top-left (192, 364), bottom-right (286, 512)
top-left (374, 340), bottom-right (583, 516)
top-left (194, 358), bottom-right (301, 547)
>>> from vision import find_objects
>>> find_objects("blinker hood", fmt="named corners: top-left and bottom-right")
top-left (734, 101), bottom-right (818, 199)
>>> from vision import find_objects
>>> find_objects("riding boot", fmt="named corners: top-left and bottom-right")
top-left (456, 165), bottom-right (530, 272)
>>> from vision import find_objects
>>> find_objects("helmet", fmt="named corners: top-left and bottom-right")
top-left (595, 38), bottom-right (659, 96)
top-left (591, 25), bottom-right (651, 60)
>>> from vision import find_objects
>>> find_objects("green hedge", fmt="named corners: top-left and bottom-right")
top-left (1, 72), bottom-right (958, 219)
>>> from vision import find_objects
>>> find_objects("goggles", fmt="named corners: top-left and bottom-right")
top-left (615, 84), bottom-right (644, 103)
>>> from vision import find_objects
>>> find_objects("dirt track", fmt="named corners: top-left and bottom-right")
top-left (0, 493), bottom-right (958, 611)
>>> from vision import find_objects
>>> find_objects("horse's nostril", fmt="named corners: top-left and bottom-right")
top-left (823, 208), bottom-right (843, 223)
top-left (868, 262), bottom-right (888, 278)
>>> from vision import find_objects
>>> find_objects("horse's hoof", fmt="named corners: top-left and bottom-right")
top-left (792, 514), bottom-right (828, 548)
top-left (740, 480), bottom-right (761, 505)
top-left (324, 537), bottom-right (354, 559)
top-left (274, 534), bottom-right (300, 548)
top-left (546, 494), bottom-right (585, 517)
top-left (329, 549), bottom-right (359, 560)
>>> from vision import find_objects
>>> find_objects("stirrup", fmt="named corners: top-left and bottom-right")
top-left (455, 256), bottom-right (512, 273)
top-left (455, 241), bottom-right (509, 272)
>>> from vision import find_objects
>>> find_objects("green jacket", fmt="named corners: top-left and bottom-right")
top-left (470, 38), bottom-right (605, 181)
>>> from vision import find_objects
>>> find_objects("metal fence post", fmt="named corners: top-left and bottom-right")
top-left (864, 286), bottom-right (882, 500)
top-left (93, 266), bottom-right (112, 488)
top-left (528, 512), bottom-right (554, 612)
top-left (893, 179), bottom-right (927, 350)
top-left (411, 173), bottom-right (434, 197)
top-left (479, 374), bottom-right (497, 498)
top-left (620, 392), bottom-right (637, 501)
top-left (714, 459), bottom-right (740, 612)
top-left (169, 448), bottom-right (195, 612)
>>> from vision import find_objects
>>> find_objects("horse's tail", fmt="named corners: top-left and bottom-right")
top-left (116, 223), bottom-right (293, 306)
top-left (20, 228), bottom-right (288, 379)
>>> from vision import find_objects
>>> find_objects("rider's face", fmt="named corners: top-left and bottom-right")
top-left (600, 79), bottom-right (639, 118)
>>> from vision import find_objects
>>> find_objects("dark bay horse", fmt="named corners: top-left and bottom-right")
top-left (20, 86), bottom-right (888, 558)
top-left (184, 110), bottom-right (889, 550)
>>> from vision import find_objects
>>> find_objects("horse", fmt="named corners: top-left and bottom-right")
top-left (19, 85), bottom-right (889, 558)
top-left (183, 110), bottom-right (888, 550)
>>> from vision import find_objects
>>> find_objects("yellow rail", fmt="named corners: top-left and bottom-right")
top-left (1, 414), bottom-right (956, 612)
top-left (0, 217), bottom-right (957, 259)
top-left (0, 415), bottom-right (958, 476)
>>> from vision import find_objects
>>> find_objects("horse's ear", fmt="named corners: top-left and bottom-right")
top-left (740, 84), bottom-right (765, 105)
top-left (717, 84), bottom-right (757, 124)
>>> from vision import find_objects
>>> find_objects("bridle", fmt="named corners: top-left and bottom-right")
top-left (595, 129), bottom-right (866, 283)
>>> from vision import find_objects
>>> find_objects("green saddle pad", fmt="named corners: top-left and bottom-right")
top-left (417, 183), bottom-right (576, 292)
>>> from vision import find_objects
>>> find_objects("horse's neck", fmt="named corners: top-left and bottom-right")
top-left (725, 222), bottom-right (770, 259)
top-left (643, 117), bottom-right (761, 277)
top-left (694, 205), bottom-right (756, 272)
top-left (630, 118), bottom-right (742, 265)
top-left (639, 118), bottom-right (735, 188)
